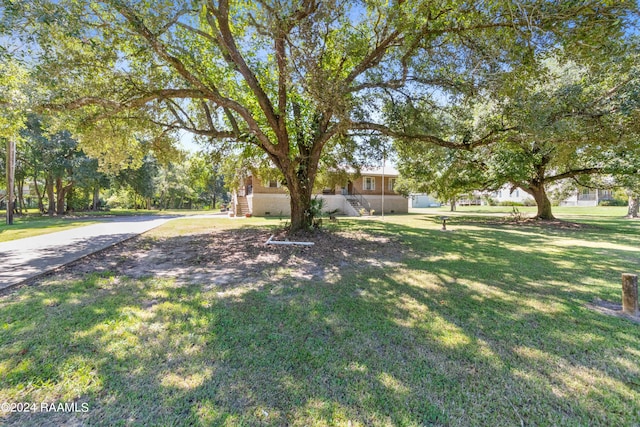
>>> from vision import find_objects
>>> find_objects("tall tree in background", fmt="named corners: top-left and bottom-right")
top-left (3, 1), bottom-right (636, 230)
top-left (396, 55), bottom-right (640, 220)
top-left (71, 155), bottom-right (110, 211)
top-left (187, 152), bottom-right (228, 209)
top-left (0, 58), bottom-right (28, 224)
top-left (20, 116), bottom-right (80, 215)
top-left (114, 155), bottom-right (159, 210)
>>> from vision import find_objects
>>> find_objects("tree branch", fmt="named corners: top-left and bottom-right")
top-left (349, 121), bottom-right (516, 150)
top-left (209, 0), bottom-right (282, 140)
top-left (344, 30), bottom-right (402, 86)
top-left (42, 89), bottom-right (209, 112)
top-left (146, 118), bottom-right (236, 140)
top-left (546, 168), bottom-right (602, 183)
top-left (111, 0), bottom-right (276, 151)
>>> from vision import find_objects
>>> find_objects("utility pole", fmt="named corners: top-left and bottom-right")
top-left (6, 139), bottom-right (15, 225)
top-left (381, 151), bottom-right (385, 220)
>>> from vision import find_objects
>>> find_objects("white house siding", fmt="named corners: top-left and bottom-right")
top-left (489, 188), bottom-right (531, 204)
top-left (363, 195), bottom-right (409, 214)
top-left (247, 193), bottom-right (408, 216)
top-left (410, 194), bottom-right (441, 208)
top-left (319, 195), bottom-right (360, 216)
top-left (248, 193), bottom-right (290, 216)
top-left (248, 194), bottom-right (357, 216)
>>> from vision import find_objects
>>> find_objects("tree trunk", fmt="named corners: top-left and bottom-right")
top-left (92, 186), bottom-right (100, 210)
top-left (530, 185), bottom-right (554, 220)
top-left (46, 176), bottom-right (55, 216)
top-left (450, 199), bottom-right (456, 212)
top-left (285, 166), bottom-right (315, 232)
top-left (288, 185), bottom-right (313, 231)
top-left (17, 178), bottom-right (24, 215)
top-left (33, 175), bottom-right (45, 213)
top-left (628, 195), bottom-right (639, 218)
top-left (66, 184), bottom-right (74, 213)
top-left (6, 139), bottom-right (15, 225)
top-left (56, 177), bottom-right (66, 215)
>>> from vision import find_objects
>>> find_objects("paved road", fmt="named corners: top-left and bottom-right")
top-left (0, 215), bottom-right (181, 291)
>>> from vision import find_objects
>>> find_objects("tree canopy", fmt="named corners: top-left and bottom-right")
top-left (3, 0), bottom-right (638, 229)
top-left (396, 51), bottom-right (640, 219)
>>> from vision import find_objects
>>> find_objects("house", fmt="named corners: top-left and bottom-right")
top-left (559, 188), bottom-right (615, 207)
top-left (231, 166), bottom-right (408, 217)
top-left (489, 187), bottom-right (531, 205)
top-left (409, 194), bottom-right (441, 208)
top-left (486, 185), bottom-right (615, 206)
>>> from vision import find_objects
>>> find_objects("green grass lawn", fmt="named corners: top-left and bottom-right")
top-left (1, 211), bottom-right (639, 426)
top-left (0, 212), bottom-right (103, 243)
top-left (0, 209), bottom-right (221, 243)
top-left (412, 204), bottom-right (630, 217)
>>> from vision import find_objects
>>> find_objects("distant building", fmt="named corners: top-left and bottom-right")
top-left (489, 187), bottom-right (530, 204)
top-left (409, 194), bottom-right (441, 208)
top-left (559, 188), bottom-right (614, 207)
top-left (231, 166), bottom-right (408, 217)
top-left (486, 185), bottom-right (615, 206)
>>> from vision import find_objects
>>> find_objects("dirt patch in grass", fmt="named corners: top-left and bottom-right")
top-left (450, 216), bottom-right (598, 230)
top-left (53, 227), bottom-right (405, 288)
top-left (515, 218), bottom-right (598, 229)
top-left (587, 298), bottom-right (640, 324)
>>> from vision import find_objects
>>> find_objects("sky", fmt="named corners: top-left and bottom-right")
top-left (177, 131), bottom-right (200, 153)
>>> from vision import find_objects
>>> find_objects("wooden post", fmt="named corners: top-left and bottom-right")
top-left (6, 139), bottom-right (15, 225)
top-left (622, 274), bottom-right (638, 316)
top-left (440, 216), bottom-right (448, 231)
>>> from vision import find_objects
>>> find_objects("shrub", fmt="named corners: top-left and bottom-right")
top-left (599, 198), bottom-right (627, 206)
top-left (308, 196), bottom-right (325, 228)
top-left (498, 201), bottom-right (524, 207)
top-left (482, 196), bottom-right (497, 206)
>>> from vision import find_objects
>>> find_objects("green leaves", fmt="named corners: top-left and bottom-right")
top-left (2, 0), bottom-right (638, 228)
top-left (0, 58), bottom-right (28, 142)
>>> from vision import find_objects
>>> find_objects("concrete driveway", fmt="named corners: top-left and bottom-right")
top-left (0, 215), bottom-right (180, 291)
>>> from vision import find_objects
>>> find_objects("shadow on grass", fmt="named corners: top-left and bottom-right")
top-left (1, 219), bottom-right (639, 425)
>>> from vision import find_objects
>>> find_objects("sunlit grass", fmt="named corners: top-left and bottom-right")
top-left (413, 205), bottom-right (629, 217)
top-left (0, 209), bottom-right (227, 243)
top-left (0, 212), bottom-right (638, 425)
top-left (0, 214), bottom-right (102, 243)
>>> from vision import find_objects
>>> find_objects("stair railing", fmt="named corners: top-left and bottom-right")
top-left (347, 187), bottom-right (372, 212)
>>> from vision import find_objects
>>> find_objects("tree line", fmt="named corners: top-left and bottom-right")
top-left (2, 1), bottom-right (639, 230)
top-left (1, 115), bottom-right (228, 215)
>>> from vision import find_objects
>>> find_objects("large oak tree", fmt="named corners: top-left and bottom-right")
top-left (396, 56), bottom-right (640, 219)
top-left (3, 0), bottom-right (636, 230)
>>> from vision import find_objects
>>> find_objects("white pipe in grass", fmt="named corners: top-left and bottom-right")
top-left (265, 235), bottom-right (314, 246)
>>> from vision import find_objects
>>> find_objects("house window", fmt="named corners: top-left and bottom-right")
top-left (268, 180), bottom-right (280, 188)
top-left (388, 178), bottom-right (397, 191)
top-left (364, 177), bottom-right (375, 191)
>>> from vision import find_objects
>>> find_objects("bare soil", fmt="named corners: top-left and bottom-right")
top-left (452, 216), bottom-right (598, 230)
top-left (587, 298), bottom-right (640, 324)
top-left (52, 227), bottom-right (406, 288)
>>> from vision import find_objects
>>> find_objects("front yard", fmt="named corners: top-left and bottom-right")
top-left (1, 212), bottom-right (638, 426)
